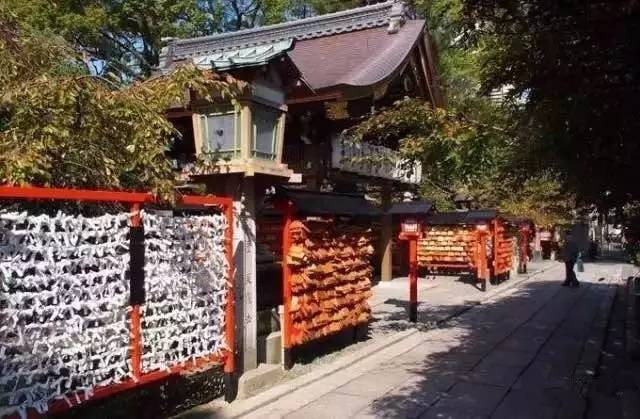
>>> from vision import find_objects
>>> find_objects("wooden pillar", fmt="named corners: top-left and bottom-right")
top-left (380, 182), bottom-right (393, 281)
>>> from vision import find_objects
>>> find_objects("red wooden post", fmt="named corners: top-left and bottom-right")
top-left (492, 219), bottom-right (499, 277)
top-left (281, 201), bottom-right (294, 369)
top-left (129, 203), bottom-right (143, 380)
top-left (222, 201), bottom-right (237, 401)
top-left (519, 225), bottom-right (529, 274)
top-left (476, 228), bottom-right (489, 292)
top-left (408, 237), bottom-right (418, 323)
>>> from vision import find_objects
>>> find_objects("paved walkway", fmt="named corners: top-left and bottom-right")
top-left (209, 260), bottom-right (635, 419)
top-left (369, 262), bottom-right (556, 338)
top-left (586, 274), bottom-right (640, 419)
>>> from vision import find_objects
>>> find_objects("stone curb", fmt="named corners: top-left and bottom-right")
top-left (175, 261), bottom-right (559, 419)
top-left (573, 278), bottom-right (617, 396)
top-left (223, 262), bottom-right (559, 416)
top-left (177, 328), bottom-right (419, 419)
top-left (625, 276), bottom-right (640, 360)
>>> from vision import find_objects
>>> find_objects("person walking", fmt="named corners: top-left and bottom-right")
top-left (562, 230), bottom-right (580, 287)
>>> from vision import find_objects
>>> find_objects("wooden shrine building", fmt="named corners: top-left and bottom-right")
top-left (158, 0), bottom-right (442, 374)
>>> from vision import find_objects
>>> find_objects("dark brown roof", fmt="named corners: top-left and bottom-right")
top-left (387, 200), bottom-right (434, 216)
top-left (161, 1), bottom-right (401, 63)
top-left (270, 186), bottom-right (383, 217)
top-left (288, 21), bottom-right (425, 90)
top-left (158, 1), bottom-right (434, 94)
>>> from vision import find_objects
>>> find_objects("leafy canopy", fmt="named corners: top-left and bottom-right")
top-left (458, 0), bottom-right (640, 208)
top-left (0, 7), bottom-right (245, 200)
top-left (347, 0), bottom-right (573, 225)
top-left (6, 0), bottom-right (364, 78)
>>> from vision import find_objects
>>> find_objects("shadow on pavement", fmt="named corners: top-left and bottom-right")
top-left (363, 259), bottom-right (630, 419)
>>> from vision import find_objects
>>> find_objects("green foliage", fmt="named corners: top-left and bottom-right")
top-left (262, 0), bottom-right (363, 24)
top-left (5, 0), bottom-right (363, 78)
top-left (498, 174), bottom-right (573, 228)
top-left (347, 0), bottom-right (575, 226)
top-left (457, 0), bottom-right (640, 208)
top-left (621, 202), bottom-right (640, 264)
top-left (0, 9), bottom-right (245, 200)
top-left (349, 98), bottom-right (501, 192)
top-left (5, 0), bottom-right (224, 77)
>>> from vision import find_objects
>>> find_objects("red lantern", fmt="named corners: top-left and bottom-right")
top-left (476, 222), bottom-right (489, 232)
top-left (399, 217), bottom-right (422, 240)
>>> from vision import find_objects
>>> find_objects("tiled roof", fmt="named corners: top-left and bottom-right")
top-left (288, 20), bottom-right (425, 90)
top-left (192, 39), bottom-right (294, 71)
top-left (159, 1), bottom-right (426, 92)
top-left (162, 1), bottom-right (402, 64)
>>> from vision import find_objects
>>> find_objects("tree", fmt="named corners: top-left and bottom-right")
top-left (5, 0), bottom-right (364, 78)
top-left (457, 1), bottom-right (640, 208)
top-left (344, 1), bottom-right (575, 225)
top-left (498, 174), bottom-right (574, 227)
top-left (5, 0), bottom-right (224, 78)
top-left (0, 7), bottom-right (245, 200)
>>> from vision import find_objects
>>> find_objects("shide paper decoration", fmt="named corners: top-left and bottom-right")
top-left (0, 211), bottom-right (131, 419)
top-left (0, 208), bottom-right (230, 419)
top-left (141, 211), bottom-right (228, 373)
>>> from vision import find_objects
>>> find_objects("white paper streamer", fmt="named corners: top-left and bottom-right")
top-left (0, 211), bottom-right (130, 419)
top-left (141, 211), bottom-right (228, 373)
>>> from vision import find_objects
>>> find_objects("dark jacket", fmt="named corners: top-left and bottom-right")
top-left (562, 239), bottom-right (579, 262)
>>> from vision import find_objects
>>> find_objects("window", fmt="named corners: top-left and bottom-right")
top-left (252, 105), bottom-right (279, 160)
top-left (200, 111), bottom-right (238, 156)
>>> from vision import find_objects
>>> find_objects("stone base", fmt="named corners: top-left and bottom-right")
top-left (355, 323), bottom-right (369, 341)
top-left (236, 364), bottom-right (284, 400)
top-left (257, 331), bottom-right (282, 365)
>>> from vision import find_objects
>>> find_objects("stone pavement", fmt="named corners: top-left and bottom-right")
top-left (180, 260), bottom-right (635, 419)
top-left (585, 274), bottom-right (640, 419)
top-left (369, 262), bottom-right (556, 338)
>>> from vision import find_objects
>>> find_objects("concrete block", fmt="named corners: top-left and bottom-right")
top-left (257, 331), bottom-right (282, 365)
top-left (236, 364), bottom-right (284, 400)
top-left (266, 331), bottom-right (282, 365)
top-left (462, 364), bottom-right (522, 388)
top-left (492, 389), bottom-right (557, 419)
top-left (336, 370), bottom-right (413, 398)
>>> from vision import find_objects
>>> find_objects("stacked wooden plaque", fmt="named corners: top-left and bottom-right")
top-left (493, 223), bottom-right (513, 275)
top-left (286, 219), bottom-right (374, 346)
top-left (418, 226), bottom-right (476, 267)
